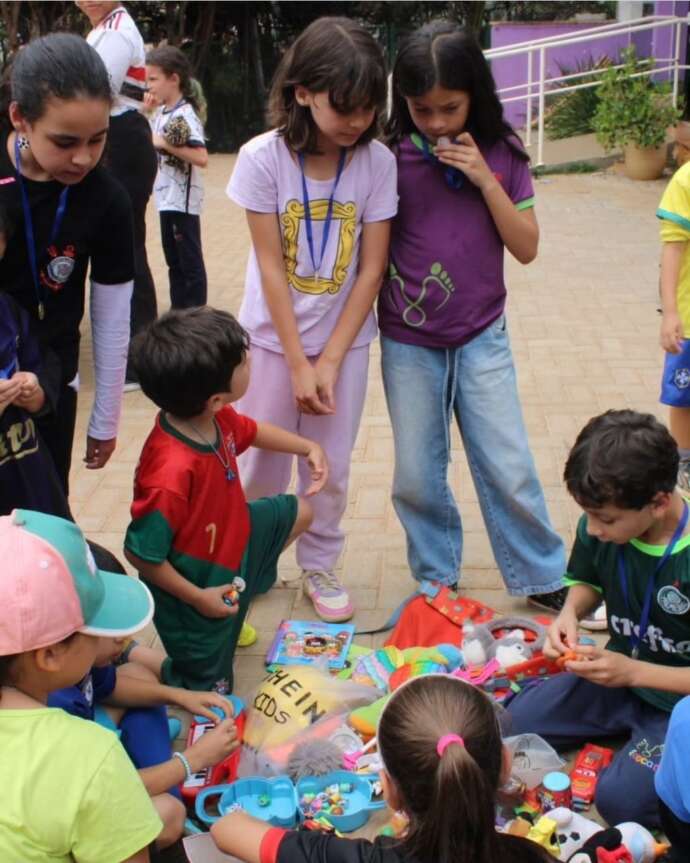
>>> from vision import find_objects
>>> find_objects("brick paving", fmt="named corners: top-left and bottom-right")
top-left (72, 156), bottom-right (668, 708)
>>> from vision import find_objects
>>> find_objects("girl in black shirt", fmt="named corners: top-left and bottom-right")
top-left (211, 676), bottom-right (552, 863)
top-left (0, 33), bottom-right (134, 492)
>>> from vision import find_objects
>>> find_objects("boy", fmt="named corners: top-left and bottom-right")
top-left (658, 134), bottom-right (690, 490)
top-left (507, 410), bottom-right (690, 828)
top-left (0, 508), bottom-right (161, 862)
top-left (124, 307), bottom-right (327, 692)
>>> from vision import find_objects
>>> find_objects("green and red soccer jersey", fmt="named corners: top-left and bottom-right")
top-left (125, 406), bottom-right (257, 579)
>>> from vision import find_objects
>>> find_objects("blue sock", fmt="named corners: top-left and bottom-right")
top-left (119, 706), bottom-right (182, 800)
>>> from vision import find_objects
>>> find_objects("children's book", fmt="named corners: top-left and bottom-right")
top-left (266, 620), bottom-right (356, 670)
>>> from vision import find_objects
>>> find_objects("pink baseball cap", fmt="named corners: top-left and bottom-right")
top-left (0, 509), bottom-right (154, 656)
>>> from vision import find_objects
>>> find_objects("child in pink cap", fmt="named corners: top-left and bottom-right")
top-left (0, 509), bottom-right (161, 863)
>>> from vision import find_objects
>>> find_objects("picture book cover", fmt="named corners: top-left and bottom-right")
top-left (266, 620), bottom-right (356, 670)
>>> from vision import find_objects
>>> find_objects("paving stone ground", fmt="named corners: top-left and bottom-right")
top-left (72, 155), bottom-right (668, 710)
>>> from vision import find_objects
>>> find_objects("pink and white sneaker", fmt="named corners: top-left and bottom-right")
top-left (303, 569), bottom-right (354, 622)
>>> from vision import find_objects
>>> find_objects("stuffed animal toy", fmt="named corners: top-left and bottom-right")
top-left (615, 823), bottom-right (668, 863)
top-left (567, 827), bottom-right (631, 862)
top-left (462, 617), bottom-right (546, 668)
top-left (162, 114), bottom-right (192, 172)
top-left (548, 807), bottom-right (602, 861)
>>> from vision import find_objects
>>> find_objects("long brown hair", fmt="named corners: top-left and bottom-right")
top-left (267, 17), bottom-right (387, 154)
top-left (378, 676), bottom-right (551, 863)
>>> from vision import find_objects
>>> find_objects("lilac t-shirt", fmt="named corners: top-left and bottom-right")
top-left (377, 134), bottom-right (534, 349)
top-left (227, 130), bottom-right (398, 355)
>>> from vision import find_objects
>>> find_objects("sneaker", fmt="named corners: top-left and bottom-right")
top-left (238, 621), bottom-right (257, 648)
top-left (527, 587), bottom-right (568, 614)
top-left (679, 459), bottom-right (690, 493)
top-left (123, 379), bottom-right (140, 393)
top-left (579, 602), bottom-right (608, 631)
top-left (303, 569), bottom-right (354, 622)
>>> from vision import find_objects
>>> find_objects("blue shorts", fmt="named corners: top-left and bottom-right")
top-left (661, 340), bottom-right (690, 407)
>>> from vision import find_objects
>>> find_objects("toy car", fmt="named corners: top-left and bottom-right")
top-left (570, 743), bottom-right (613, 810)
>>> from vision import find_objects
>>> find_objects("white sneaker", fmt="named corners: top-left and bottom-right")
top-left (303, 570), bottom-right (354, 622)
top-left (579, 602), bottom-right (607, 631)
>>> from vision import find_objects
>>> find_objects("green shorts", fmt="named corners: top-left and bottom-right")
top-left (159, 494), bottom-right (298, 691)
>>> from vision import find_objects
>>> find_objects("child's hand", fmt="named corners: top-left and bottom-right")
top-left (186, 717), bottom-right (239, 773)
top-left (0, 376), bottom-right (22, 416)
top-left (543, 610), bottom-right (579, 659)
top-left (84, 435), bottom-right (116, 469)
top-left (302, 442), bottom-right (329, 496)
top-left (564, 644), bottom-right (637, 687)
top-left (11, 371), bottom-right (42, 409)
top-left (435, 132), bottom-right (495, 191)
top-left (660, 311), bottom-right (684, 354)
top-left (290, 361), bottom-right (333, 416)
top-left (313, 356), bottom-right (339, 413)
top-left (143, 91), bottom-right (159, 113)
top-left (193, 584), bottom-right (240, 619)
top-left (173, 688), bottom-right (234, 722)
top-left (152, 132), bottom-right (168, 152)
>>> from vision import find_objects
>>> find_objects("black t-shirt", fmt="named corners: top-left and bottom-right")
top-left (267, 827), bottom-right (552, 863)
top-left (0, 128), bottom-right (134, 381)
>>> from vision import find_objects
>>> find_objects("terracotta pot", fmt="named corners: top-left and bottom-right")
top-left (623, 144), bottom-right (667, 180)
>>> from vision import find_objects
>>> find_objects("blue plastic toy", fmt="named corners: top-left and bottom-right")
top-left (192, 694), bottom-right (244, 725)
top-left (196, 776), bottom-right (299, 827)
top-left (297, 770), bottom-right (386, 833)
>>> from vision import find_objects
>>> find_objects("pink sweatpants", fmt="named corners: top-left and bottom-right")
top-left (237, 344), bottom-right (370, 571)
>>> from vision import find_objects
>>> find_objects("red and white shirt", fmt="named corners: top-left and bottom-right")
top-left (87, 5), bottom-right (147, 116)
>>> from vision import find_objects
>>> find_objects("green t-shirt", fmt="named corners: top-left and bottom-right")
top-left (0, 707), bottom-right (161, 862)
top-left (566, 515), bottom-right (690, 712)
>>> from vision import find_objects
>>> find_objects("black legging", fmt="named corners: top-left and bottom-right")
top-left (103, 110), bottom-right (159, 379)
top-left (660, 799), bottom-right (690, 862)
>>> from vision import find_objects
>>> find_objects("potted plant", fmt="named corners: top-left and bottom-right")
top-left (593, 46), bottom-right (682, 180)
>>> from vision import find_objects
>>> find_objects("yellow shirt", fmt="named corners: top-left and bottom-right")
top-left (658, 161), bottom-right (690, 334)
top-left (0, 707), bottom-right (162, 862)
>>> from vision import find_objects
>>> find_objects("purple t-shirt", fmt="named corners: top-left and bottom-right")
top-left (377, 134), bottom-right (534, 349)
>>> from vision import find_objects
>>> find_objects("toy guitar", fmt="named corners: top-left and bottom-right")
top-left (181, 694), bottom-right (246, 804)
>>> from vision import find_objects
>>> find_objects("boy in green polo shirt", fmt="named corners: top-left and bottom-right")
top-left (506, 409), bottom-right (690, 829)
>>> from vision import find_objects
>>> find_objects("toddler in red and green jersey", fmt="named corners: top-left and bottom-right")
top-left (124, 307), bottom-right (327, 692)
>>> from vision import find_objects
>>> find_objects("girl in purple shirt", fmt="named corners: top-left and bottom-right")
top-left (378, 22), bottom-right (567, 612)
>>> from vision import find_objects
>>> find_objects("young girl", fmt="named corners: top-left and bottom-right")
top-left (227, 17), bottom-right (397, 622)
top-left (146, 45), bottom-right (209, 310)
top-left (379, 22), bottom-right (567, 612)
top-left (0, 33), bottom-right (134, 493)
top-left (210, 675), bottom-right (551, 863)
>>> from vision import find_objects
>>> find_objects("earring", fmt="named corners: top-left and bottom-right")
top-left (17, 135), bottom-right (29, 151)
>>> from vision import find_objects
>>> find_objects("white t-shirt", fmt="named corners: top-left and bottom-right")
top-left (87, 6), bottom-right (146, 117)
top-left (152, 101), bottom-right (206, 215)
top-left (227, 130), bottom-right (398, 355)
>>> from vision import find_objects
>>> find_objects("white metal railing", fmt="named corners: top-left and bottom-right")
top-left (485, 14), bottom-right (690, 165)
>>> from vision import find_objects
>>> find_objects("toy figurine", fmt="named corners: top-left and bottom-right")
top-left (527, 815), bottom-right (561, 858)
top-left (548, 807), bottom-right (601, 861)
top-left (567, 827), bottom-right (631, 862)
top-left (615, 823), bottom-right (669, 863)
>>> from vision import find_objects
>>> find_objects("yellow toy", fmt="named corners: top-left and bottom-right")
top-left (526, 816), bottom-right (560, 858)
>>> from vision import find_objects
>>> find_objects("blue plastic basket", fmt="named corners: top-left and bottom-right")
top-left (195, 775), bottom-right (298, 827)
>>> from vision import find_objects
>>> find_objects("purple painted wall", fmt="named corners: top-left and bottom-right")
top-left (490, 2), bottom-right (687, 130)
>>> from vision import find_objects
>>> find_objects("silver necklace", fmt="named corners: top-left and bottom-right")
top-left (185, 417), bottom-right (236, 481)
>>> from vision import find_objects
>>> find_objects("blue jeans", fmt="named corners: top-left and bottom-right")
top-left (381, 318), bottom-right (565, 595)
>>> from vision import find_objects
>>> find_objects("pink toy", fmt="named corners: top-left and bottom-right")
top-left (450, 657), bottom-right (501, 686)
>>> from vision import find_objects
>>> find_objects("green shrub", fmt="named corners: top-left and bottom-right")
top-left (545, 56), bottom-right (610, 140)
top-left (592, 46), bottom-right (682, 150)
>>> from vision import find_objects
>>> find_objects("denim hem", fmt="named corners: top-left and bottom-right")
top-left (504, 578), bottom-right (566, 598)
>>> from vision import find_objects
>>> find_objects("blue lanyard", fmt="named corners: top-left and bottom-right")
top-left (297, 148), bottom-right (346, 283)
top-left (420, 136), bottom-right (464, 191)
top-left (617, 501), bottom-right (689, 659)
top-left (14, 135), bottom-right (69, 321)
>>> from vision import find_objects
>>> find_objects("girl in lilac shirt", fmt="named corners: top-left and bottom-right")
top-left (227, 18), bottom-right (397, 623)
top-left (379, 22), bottom-right (567, 613)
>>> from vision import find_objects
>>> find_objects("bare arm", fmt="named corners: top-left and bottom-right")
top-left (253, 422), bottom-right (328, 495)
top-left (660, 241), bottom-right (687, 353)
top-left (246, 210), bottom-right (330, 415)
top-left (124, 550), bottom-right (236, 619)
top-left (313, 219), bottom-right (390, 411)
top-left (153, 133), bottom-right (208, 168)
top-left (211, 810), bottom-right (272, 863)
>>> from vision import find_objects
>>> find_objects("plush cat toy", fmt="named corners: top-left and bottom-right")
top-left (462, 617), bottom-right (546, 667)
top-left (162, 114), bottom-right (192, 172)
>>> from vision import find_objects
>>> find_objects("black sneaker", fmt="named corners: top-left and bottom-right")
top-left (527, 587), bottom-right (568, 614)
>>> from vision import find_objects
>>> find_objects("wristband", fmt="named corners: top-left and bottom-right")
top-left (172, 750), bottom-right (192, 781)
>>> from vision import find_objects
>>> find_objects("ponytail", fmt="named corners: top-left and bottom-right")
top-left (146, 45), bottom-right (201, 117)
top-left (378, 676), bottom-right (551, 863)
